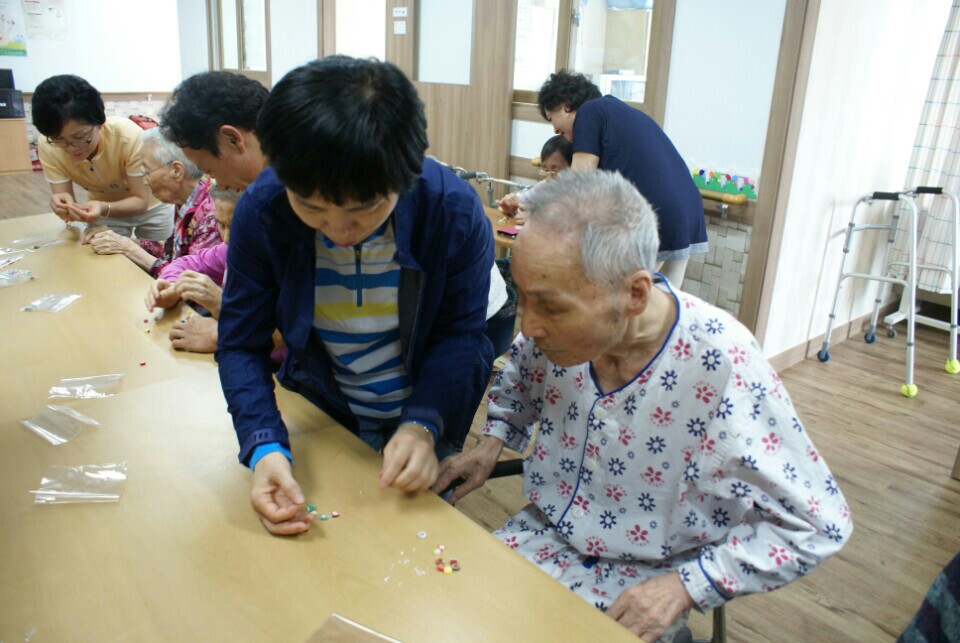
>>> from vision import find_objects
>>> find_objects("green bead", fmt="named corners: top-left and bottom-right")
top-left (306, 504), bottom-right (316, 512)
top-left (319, 514), bottom-right (330, 521)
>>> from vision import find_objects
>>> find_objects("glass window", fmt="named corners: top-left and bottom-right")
top-left (570, 0), bottom-right (653, 103)
top-left (241, 0), bottom-right (267, 72)
top-left (513, 0), bottom-right (561, 92)
top-left (220, 0), bottom-right (240, 69)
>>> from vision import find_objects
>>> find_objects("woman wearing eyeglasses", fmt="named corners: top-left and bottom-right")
top-left (497, 134), bottom-right (572, 225)
top-left (32, 74), bottom-right (174, 244)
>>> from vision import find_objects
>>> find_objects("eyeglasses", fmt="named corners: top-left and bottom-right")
top-left (47, 127), bottom-right (96, 149)
top-left (141, 161), bottom-right (174, 176)
top-left (537, 168), bottom-right (559, 177)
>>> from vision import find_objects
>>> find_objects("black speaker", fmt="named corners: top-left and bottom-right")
top-left (0, 89), bottom-right (25, 119)
top-left (0, 69), bottom-right (13, 89)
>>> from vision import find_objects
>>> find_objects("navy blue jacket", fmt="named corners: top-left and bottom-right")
top-left (217, 160), bottom-right (494, 465)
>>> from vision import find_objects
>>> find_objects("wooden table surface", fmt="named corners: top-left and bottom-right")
top-left (484, 205), bottom-right (517, 250)
top-left (0, 369), bottom-right (632, 642)
top-left (0, 214), bottom-right (215, 424)
top-left (0, 213), bottom-right (632, 642)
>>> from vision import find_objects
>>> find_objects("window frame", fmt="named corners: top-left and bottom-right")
top-left (207, 0), bottom-right (272, 87)
top-left (512, 0), bottom-right (675, 125)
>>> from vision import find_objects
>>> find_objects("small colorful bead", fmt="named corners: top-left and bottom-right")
top-left (417, 531), bottom-right (427, 539)
top-left (443, 566), bottom-right (453, 574)
top-left (319, 514), bottom-right (330, 521)
top-left (306, 504), bottom-right (316, 512)
top-left (331, 511), bottom-right (339, 518)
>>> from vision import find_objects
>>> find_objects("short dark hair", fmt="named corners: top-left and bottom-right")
top-left (31, 75), bottom-right (105, 137)
top-left (537, 70), bottom-right (602, 120)
top-left (258, 56), bottom-right (428, 204)
top-left (160, 71), bottom-right (268, 155)
top-left (540, 135), bottom-right (572, 166)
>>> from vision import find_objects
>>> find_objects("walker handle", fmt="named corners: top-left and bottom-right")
top-left (915, 186), bottom-right (943, 195)
top-left (871, 191), bottom-right (902, 200)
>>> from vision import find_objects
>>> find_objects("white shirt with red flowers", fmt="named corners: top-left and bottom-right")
top-left (483, 286), bottom-right (852, 611)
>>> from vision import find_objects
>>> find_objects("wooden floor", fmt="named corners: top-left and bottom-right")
top-left (4, 171), bottom-right (959, 641)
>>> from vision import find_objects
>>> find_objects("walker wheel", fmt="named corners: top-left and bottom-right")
top-left (817, 350), bottom-right (830, 363)
top-left (900, 383), bottom-right (918, 398)
top-left (887, 328), bottom-right (897, 338)
top-left (946, 359), bottom-right (960, 374)
top-left (864, 332), bottom-right (876, 344)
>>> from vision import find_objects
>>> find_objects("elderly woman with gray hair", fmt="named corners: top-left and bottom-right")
top-left (87, 127), bottom-right (221, 276)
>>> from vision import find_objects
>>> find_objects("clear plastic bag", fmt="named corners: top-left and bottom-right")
top-left (30, 462), bottom-right (128, 504)
top-left (11, 233), bottom-right (64, 251)
top-left (21, 293), bottom-right (81, 313)
top-left (48, 374), bottom-right (123, 399)
top-left (21, 405), bottom-right (99, 446)
top-left (0, 254), bottom-right (25, 270)
top-left (0, 268), bottom-right (35, 287)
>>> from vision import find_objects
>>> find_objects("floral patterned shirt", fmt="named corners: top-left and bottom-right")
top-left (139, 177), bottom-right (220, 276)
top-left (483, 286), bottom-right (852, 610)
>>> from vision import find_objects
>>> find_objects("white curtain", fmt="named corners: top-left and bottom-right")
top-left (890, 2), bottom-right (960, 294)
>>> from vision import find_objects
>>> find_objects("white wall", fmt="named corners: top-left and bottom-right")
top-left (5, 0), bottom-right (181, 92)
top-left (761, 0), bottom-right (951, 357)
top-left (177, 0), bottom-right (209, 80)
top-left (270, 0), bottom-right (318, 83)
top-left (664, 0), bottom-right (785, 183)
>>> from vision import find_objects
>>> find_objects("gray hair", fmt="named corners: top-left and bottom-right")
top-left (140, 127), bottom-right (203, 180)
top-left (522, 170), bottom-right (660, 290)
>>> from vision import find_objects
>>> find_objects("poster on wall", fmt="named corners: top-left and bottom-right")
top-left (22, 0), bottom-right (67, 41)
top-left (0, 0), bottom-right (28, 56)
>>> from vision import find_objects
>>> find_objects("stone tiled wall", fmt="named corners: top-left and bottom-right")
top-left (22, 97), bottom-right (169, 146)
top-left (682, 217), bottom-right (752, 317)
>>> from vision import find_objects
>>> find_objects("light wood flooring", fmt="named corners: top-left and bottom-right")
top-left (3, 170), bottom-right (959, 642)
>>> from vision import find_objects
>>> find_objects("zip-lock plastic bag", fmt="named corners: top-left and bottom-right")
top-left (0, 254), bottom-right (25, 270)
top-left (11, 233), bottom-right (64, 251)
top-left (21, 293), bottom-right (81, 313)
top-left (30, 462), bottom-right (128, 504)
top-left (0, 268), bottom-right (35, 287)
top-left (21, 405), bottom-right (99, 445)
top-left (48, 374), bottom-right (123, 399)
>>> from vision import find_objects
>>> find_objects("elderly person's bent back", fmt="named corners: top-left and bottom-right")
top-left (87, 128), bottom-right (221, 276)
top-left (434, 170), bottom-right (851, 643)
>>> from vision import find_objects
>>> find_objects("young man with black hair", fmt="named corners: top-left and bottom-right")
top-left (537, 70), bottom-right (707, 288)
top-left (33, 74), bottom-right (173, 243)
top-left (210, 56), bottom-right (494, 535)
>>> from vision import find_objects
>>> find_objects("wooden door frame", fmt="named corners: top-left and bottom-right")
top-left (739, 0), bottom-right (819, 341)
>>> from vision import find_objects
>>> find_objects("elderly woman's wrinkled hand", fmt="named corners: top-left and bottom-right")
top-left (89, 229), bottom-right (134, 255)
top-left (175, 270), bottom-right (223, 317)
top-left (146, 279), bottom-right (180, 311)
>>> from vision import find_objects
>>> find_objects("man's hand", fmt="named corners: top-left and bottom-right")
top-left (169, 315), bottom-right (218, 353)
top-left (67, 200), bottom-right (106, 223)
top-left (146, 279), bottom-right (181, 311)
top-left (250, 451), bottom-right (312, 535)
top-left (89, 229), bottom-right (135, 255)
top-left (175, 270), bottom-right (223, 316)
top-left (380, 423), bottom-right (439, 492)
top-left (606, 572), bottom-right (694, 641)
top-left (431, 435), bottom-right (504, 504)
top-left (50, 193), bottom-right (75, 221)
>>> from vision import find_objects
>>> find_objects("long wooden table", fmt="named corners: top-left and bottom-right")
top-left (0, 214), bottom-right (632, 641)
top-left (0, 214), bottom-right (215, 424)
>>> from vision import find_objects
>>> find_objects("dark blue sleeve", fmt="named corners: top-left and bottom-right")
top-left (572, 99), bottom-right (604, 157)
top-left (215, 192), bottom-right (290, 465)
top-left (399, 190), bottom-right (494, 448)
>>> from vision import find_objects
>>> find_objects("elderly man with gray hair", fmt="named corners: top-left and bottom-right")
top-left (434, 170), bottom-right (851, 642)
top-left (86, 127), bottom-right (221, 276)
